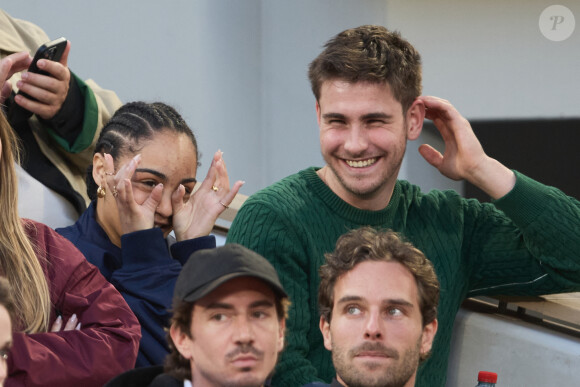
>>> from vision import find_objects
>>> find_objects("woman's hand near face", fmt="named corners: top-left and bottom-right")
top-left (104, 153), bottom-right (163, 235)
top-left (172, 150), bottom-right (244, 241)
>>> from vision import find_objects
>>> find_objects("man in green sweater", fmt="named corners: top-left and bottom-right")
top-left (227, 25), bottom-right (580, 387)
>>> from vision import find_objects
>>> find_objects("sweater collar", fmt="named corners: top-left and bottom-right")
top-left (300, 167), bottom-right (402, 226)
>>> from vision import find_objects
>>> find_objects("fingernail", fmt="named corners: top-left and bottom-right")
top-left (70, 313), bottom-right (78, 322)
top-left (21, 73), bottom-right (28, 80)
top-left (56, 315), bottom-right (62, 323)
top-left (75, 322), bottom-right (81, 330)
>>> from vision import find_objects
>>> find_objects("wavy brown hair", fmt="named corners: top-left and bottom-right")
top-left (319, 227), bottom-right (439, 328)
top-left (308, 25), bottom-right (422, 114)
top-left (0, 113), bottom-right (51, 333)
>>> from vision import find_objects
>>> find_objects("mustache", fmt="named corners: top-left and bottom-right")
top-left (350, 342), bottom-right (399, 359)
top-left (225, 343), bottom-right (264, 361)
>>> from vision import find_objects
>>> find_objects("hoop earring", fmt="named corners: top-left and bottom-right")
top-left (97, 185), bottom-right (106, 198)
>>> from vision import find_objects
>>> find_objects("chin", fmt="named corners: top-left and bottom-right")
top-left (227, 374), bottom-right (265, 387)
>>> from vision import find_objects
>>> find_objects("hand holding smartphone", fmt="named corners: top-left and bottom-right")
top-left (7, 37), bottom-right (68, 123)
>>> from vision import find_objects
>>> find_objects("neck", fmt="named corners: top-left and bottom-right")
top-left (317, 166), bottom-right (396, 211)
top-left (94, 199), bottom-right (121, 247)
top-left (336, 373), bottom-right (417, 387)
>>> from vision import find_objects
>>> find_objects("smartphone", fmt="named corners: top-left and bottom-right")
top-left (7, 37), bottom-right (68, 123)
top-left (27, 37), bottom-right (68, 76)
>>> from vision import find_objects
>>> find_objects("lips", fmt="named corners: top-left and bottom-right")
top-left (355, 351), bottom-right (390, 358)
top-left (231, 355), bottom-right (259, 368)
top-left (350, 343), bottom-right (398, 360)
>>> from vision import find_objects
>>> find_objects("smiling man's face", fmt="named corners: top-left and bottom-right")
top-left (316, 80), bottom-right (423, 211)
top-left (320, 260), bottom-right (436, 387)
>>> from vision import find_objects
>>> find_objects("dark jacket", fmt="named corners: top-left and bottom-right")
top-left (57, 202), bottom-right (216, 366)
top-left (104, 366), bottom-right (182, 387)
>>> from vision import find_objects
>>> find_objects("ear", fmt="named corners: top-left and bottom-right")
top-left (169, 324), bottom-right (194, 360)
top-left (92, 152), bottom-right (106, 188)
top-left (315, 100), bottom-right (322, 127)
top-left (419, 318), bottom-right (438, 356)
top-left (319, 315), bottom-right (332, 351)
top-left (277, 318), bottom-right (286, 353)
top-left (405, 98), bottom-right (425, 141)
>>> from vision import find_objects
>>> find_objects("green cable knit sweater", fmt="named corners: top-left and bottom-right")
top-left (227, 167), bottom-right (580, 387)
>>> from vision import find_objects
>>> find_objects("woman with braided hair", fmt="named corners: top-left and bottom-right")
top-left (57, 101), bottom-right (243, 368)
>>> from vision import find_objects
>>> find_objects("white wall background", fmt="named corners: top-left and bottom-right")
top-left (3, 1), bottom-right (578, 197)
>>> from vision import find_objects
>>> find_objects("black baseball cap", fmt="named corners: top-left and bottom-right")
top-left (174, 244), bottom-right (287, 303)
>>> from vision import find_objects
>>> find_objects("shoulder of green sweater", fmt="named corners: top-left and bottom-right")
top-left (240, 168), bottom-right (316, 208)
top-left (492, 169), bottom-right (573, 227)
top-left (397, 178), bottom-right (467, 205)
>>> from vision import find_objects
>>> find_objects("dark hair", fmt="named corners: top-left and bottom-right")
top-left (86, 101), bottom-right (199, 200)
top-left (164, 299), bottom-right (194, 381)
top-left (0, 277), bottom-right (15, 326)
top-left (164, 291), bottom-right (290, 381)
top-left (319, 227), bottom-right (439, 328)
top-left (308, 25), bottom-right (422, 114)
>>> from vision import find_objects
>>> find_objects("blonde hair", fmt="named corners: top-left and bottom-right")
top-left (0, 113), bottom-right (51, 333)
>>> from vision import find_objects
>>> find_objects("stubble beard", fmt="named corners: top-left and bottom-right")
top-left (324, 151), bottom-right (404, 201)
top-left (331, 339), bottom-right (421, 387)
top-left (197, 368), bottom-right (265, 387)
top-left (197, 344), bottom-right (268, 387)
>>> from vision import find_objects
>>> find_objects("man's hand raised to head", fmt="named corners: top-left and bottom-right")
top-left (418, 96), bottom-right (515, 199)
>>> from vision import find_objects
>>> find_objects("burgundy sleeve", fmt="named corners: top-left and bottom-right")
top-left (6, 221), bottom-right (141, 387)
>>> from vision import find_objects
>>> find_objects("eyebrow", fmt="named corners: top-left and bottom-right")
top-left (361, 112), bottom-right (392, 121)
top-left (336, 295), bottom-right (364, 305)
top-left (135, 168), bottom-right (167, 181)
top-left (322, 112), bottom-right (346, 120)
top-left (382, 299), bottom-right (414, 309)
top-left (336, 295), bottom-right (414, 309)
top-left (249, 300), bottom-right (275, 309)
top-left (322, 112), bottom-right (393, 121)
top-left (135, 168), bottom-right (197, 184)
top-left (205, 302), bottom-right (235, 311)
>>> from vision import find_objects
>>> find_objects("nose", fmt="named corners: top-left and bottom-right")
top-left (233, 316), bottom-right (255, 345)
top-left (155, 189), bottom-right (173, 219)
top-left (343, 125), bottom-right (368, 156)
top-left (363, 310), bottom-right (383, 340)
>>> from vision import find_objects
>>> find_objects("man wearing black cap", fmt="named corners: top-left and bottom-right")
top-left (106, 243), bottom-right (289, 387)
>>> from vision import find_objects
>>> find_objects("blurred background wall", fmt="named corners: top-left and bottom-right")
top-left (4, 0), bottom-right (578, 196)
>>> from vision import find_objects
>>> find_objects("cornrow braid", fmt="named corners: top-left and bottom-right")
top-left (87, 101), bottom-right (199, 200)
